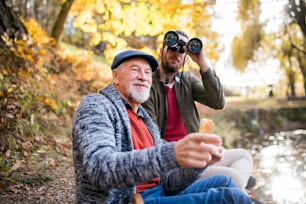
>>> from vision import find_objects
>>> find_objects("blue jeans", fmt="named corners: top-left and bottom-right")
top-left (141, 175), bottom-right (252, 204)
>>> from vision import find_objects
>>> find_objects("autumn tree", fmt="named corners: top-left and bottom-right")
top-left (275, 25), bottom-right (300, 97)
top-left (7, 0), bottom-right (75, 45)
top-left (284, 0), bottom-right (306, 95)
top-left (231, 0), bottom-right (263, 72)
top-left (8, 0), bottom-right (60, 34)
top-left (68, 0), bottom-right (219, 65)
top-left (4, 0), bottom-right (220, 65)
top-left (51, 0), bottom-right (75, 44)
top-left (232, 0), bottom-right (306, 96)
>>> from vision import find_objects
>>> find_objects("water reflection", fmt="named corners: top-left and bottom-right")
top-left (237, 129), bottom-right (306, 204)
top-left (270, 174), bottom-right (304, 203)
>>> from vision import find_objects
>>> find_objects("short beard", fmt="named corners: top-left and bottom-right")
top-left (128, 84), bottom-right (150, 104)
top-left (161, 57), bottom-right (180, 74)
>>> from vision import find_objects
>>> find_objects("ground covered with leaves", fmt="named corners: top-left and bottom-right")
top-left (0, 137), bottom-right (76, 204)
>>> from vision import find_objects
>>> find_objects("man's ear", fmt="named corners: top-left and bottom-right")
top-left (112, 70), bottom-right (119, 84)
top-left (159, 47), bottom-right (163, 58)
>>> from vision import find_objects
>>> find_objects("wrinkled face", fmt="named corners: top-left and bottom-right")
top-left (112, 57), bottom-right (152, 106)
top-left (160, 33), bottom-right (188, 74)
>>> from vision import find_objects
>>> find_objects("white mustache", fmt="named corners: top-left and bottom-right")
top-left (131, 81), bottom-right (150, 88)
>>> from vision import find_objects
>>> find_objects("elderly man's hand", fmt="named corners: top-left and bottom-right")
top-left (174, 133), bottom-right (224, 168)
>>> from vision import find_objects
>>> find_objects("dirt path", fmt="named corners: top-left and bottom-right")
top-left (0, 140), bottom-right (76, 204)
top-left (0, 162), bottom-right (75, 204)
top-left (2, 165), bottom-right (75, 204)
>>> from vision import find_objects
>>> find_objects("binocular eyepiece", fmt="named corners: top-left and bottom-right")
top-left (164, 31), bottom-right (202, 54)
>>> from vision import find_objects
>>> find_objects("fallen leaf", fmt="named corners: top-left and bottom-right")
top-left (9, 160), bottom-right (21, 174)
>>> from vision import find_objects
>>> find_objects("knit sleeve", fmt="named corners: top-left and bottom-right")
top-left (73, 93), bottom-right (180, 190)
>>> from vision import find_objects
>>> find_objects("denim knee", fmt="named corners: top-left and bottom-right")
top-left (205, 174), bottom-right (237, 188)
top-left (221, 187), bottom-right (252, 203)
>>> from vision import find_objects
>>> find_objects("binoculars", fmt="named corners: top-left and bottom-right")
top-left (163, 31), bottom-right (203, 54)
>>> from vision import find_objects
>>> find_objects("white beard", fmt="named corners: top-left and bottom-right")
top-left (128, 83), bottom-right (150, 104)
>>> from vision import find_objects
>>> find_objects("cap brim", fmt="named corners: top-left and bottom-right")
top-left (111, 50), bottom-right (158, 72)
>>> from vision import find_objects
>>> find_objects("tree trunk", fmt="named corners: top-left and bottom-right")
top-left (288, 74), bottom-right (296, 97)
top-left (50, 0), bottom-right (74, 45)
top-left (297, 54), bottom-right (306, 95)
top-left (0, 0), bottom-right (28, 46)
top-left (287, 0), bottom-right (306, 37)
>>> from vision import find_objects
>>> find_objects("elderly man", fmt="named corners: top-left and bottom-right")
top-left (72, 49), bottom-right (252, 204)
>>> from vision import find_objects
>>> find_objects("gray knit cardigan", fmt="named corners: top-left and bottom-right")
top-left (72, 84), bottom-right (204, 204)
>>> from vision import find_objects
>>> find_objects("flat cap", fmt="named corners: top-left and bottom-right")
top-left (111, 50), bottom-right (158, 72)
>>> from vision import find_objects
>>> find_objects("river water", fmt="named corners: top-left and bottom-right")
top-left (237, 129), bottom-right (306, 204)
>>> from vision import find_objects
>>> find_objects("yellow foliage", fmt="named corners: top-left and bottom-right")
top-left (18, 70), bottom-right (31, 80)
top-left (69, 0), bottom-right (219, 62)
top-left (238, 0), bottom-right (260, 21)
top-left (43, 97), bottom-right (59, 111)
top-left (73, 11), bottom-right (97, 33)
top-left (7, 87), bottom-right (13, 94)
top-left (231, 0), bottom-right (266, 71)
top-left (89, 33), bottom-right (101, 46)
top-left (23, 18), bottom-right (56, 49)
